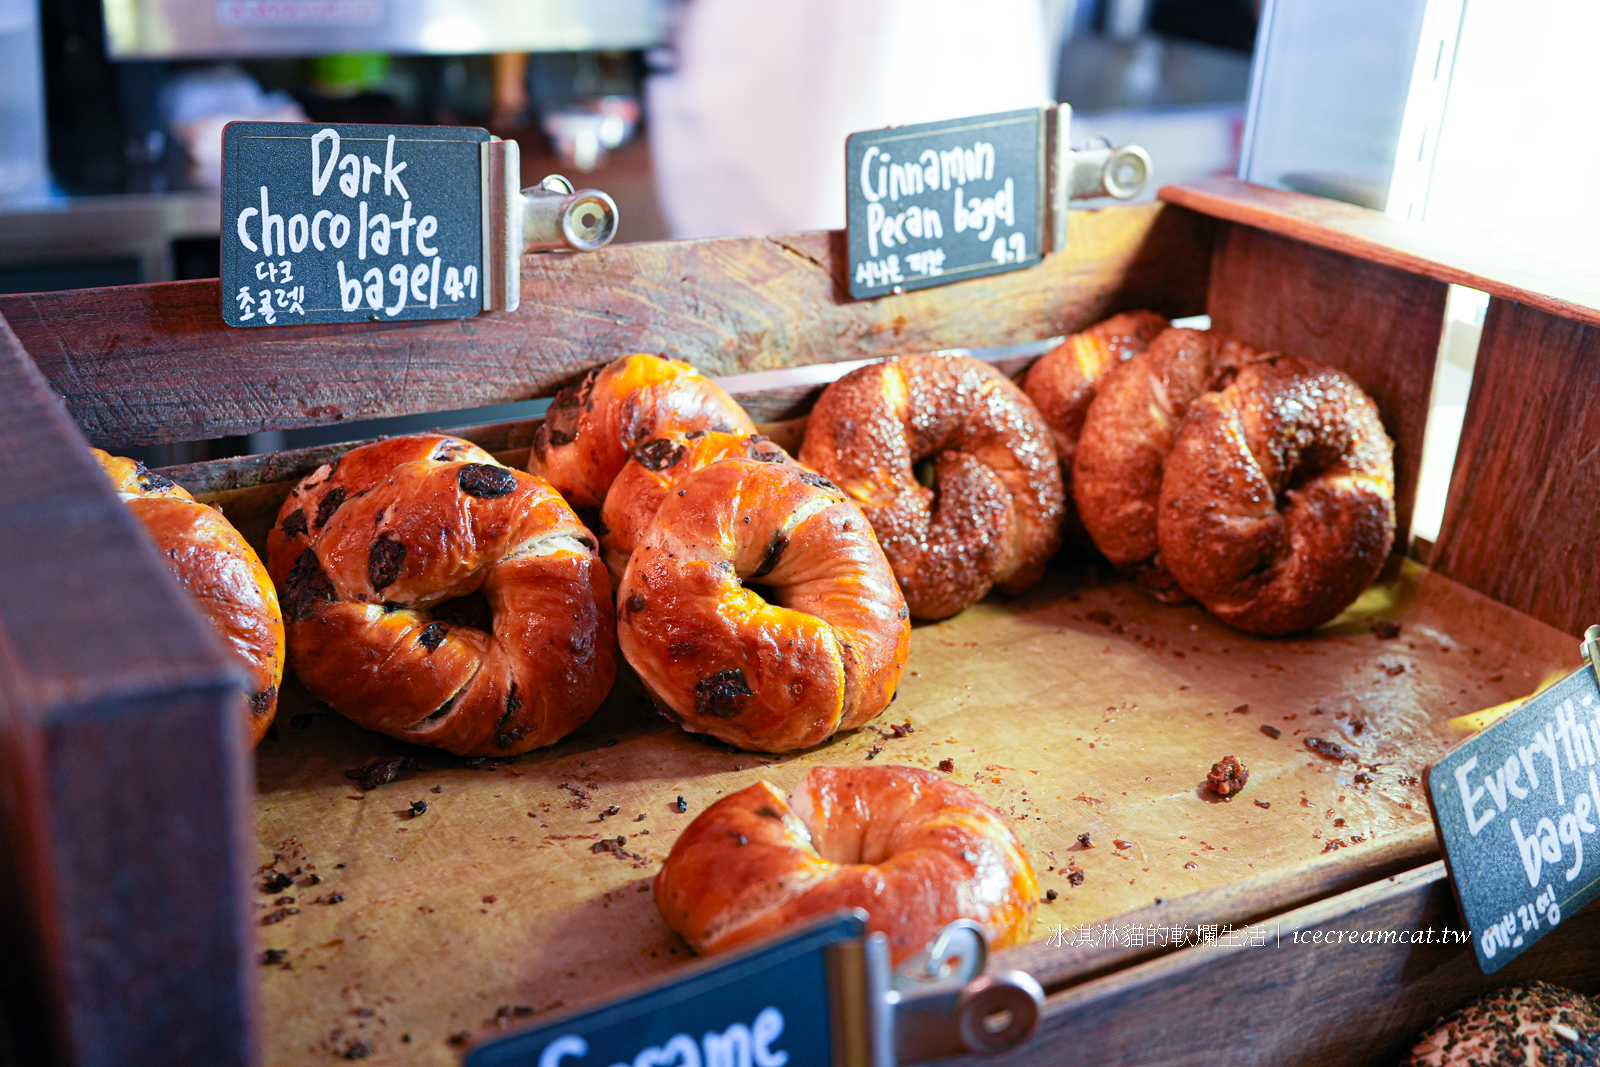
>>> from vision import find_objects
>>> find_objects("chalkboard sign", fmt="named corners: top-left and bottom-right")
top-left (465, 913), bottom-right (867, 1067)
top-left (1426, 664), bottom-right (1600, 973)
top-left (845, 108), bottom-right (1045, 300)
top-left (221, 121), bottom-right (489, 327)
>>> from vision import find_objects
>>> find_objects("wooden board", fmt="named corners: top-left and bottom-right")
top-left (1430, 298), bottom-right (1600, 637)
top-left (978, 862), bottom-right (1599, 1067)
top-left (0, 202), bottom-right (1213, 449)
top-left (1161, 178), bottom-right (1600, 330)
top-left (242, 552), bottom-right (1575, 1065)
top-left (1206, 222), bottom-right (1448, 553)
top-left (0, 321), bottom-right (254, 1067)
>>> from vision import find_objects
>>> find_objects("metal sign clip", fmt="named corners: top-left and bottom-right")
top-left (1042, 104), bottom-right (1153, 255)
top-left (481, 138), bottom-right (620, 312)
top-left (1581, 624), bottom-right (1600, 688)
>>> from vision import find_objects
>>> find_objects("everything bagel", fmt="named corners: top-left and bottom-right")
top-left (617, 458), bottom-right (909, 752)
top-left (268, 442), bottom-right (616, 756)
top-left (798, 353), bottom-right (1064, 620)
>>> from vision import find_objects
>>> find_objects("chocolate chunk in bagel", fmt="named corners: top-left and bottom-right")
top-left (1158, 355), bottom-right (1395, 635)
top-left (798, 353), bottom-right (1064, 620)
top-left (1073, 327), bottom-right (1270, 601)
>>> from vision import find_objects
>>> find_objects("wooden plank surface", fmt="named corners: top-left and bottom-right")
top-left (975, 862), bottom-right (1599, 1067)
top-left (239, 547), bottom-right (1574, 1065)
top-left (1430, 298), bottom-right (1600, 636)
top-left (1, 203), bottom-right (1212, 450)
top-left (1162, 178), bottom-right (1600, 329)
top-left (1205, 222), bottom-right (1448, 553)
top-left (0, 315), bottom-right (256, 1067)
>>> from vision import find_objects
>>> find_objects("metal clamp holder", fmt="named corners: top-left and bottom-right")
top-left (829, 920), bottom-right (1045, 1067)
top-left (1042, 103), bottom-right (1153, 255)
top-left (1581, 625), bottom-right (1600, 688)
top-left (481, 138), bottom-right (621, 312)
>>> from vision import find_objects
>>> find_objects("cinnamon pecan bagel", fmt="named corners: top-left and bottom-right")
top-left (1023, 310), bottom-right (1168, 539)
top-left (267, 442), bottom-right (616, 756)
top-left (530, 353), bottom-right (757, 509)
top-left (655, 765), bottom-right (1038, 965)
top-left (266, 433), bottom-right (494, 588)
top-left (617, 458), bottom-right (909, 752)
top-left (797, 353), bottom-right (1064, 620)
top-left (1158, 356), bottom-right (1395, 635)
top-left (599, 430), bottom-right (794, 584)
top-left (1073, 328), bottom-right (1267, 600)
top-left (94, 450), bottom-right (284, 746)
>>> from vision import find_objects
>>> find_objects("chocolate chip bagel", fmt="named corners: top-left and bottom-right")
top-left (798, 353), bottom-right (1064, 620)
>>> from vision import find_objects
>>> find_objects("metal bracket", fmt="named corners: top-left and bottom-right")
top-left (1042, 103), bottom-right (1153, 255)
top-left (481, 137), bottom-right (620, 313)
top-left (830, 920), bottom-right (1045, 1066)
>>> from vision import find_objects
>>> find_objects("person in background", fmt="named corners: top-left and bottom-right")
top-left (647, 0), bottom-right (1052, 239)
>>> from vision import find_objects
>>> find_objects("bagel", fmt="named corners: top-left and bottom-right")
top-left (267, 439), bottom-right (616, 756)
top-left (598, 429), bottom-right (794, 585)
top-left (617, 458), bottom-right (909, 752)
top-left (1073, 328), bottom-right (1267, 600)
top-left (266, 433), bottom-right (495, 588)
top-left (1022, 310), bottom-right (1169, 540)
top-left (655, 765), bottom-right (1038, 965)
top-left (1406, 983), bottom-right (1600, 1067)
top-left (797, 353), bottom-right (1064, 620)
top-left (1157, 356), bottom-right (1395, 635)
top-left (93, 450), bottom-right (284, 746)
top-left (530, 353), bottom-right (757, 509)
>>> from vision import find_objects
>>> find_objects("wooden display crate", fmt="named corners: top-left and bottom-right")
top-left (2, 179), bottom-right (1597, 1067)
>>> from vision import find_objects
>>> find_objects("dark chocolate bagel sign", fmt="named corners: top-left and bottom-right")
top-left (221, 121), bottom-right (488, 326)
top-left (1426, 663), bottom-right (1600, 973)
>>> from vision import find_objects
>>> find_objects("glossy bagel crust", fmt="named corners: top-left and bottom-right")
top-left (655, 765), bottom-right (1039, 965)
top-left (599, 430), bottom-right (794, 585)
top-left (1157, 356), bottom-right (1395, 635)
top-left (267, 442), bottom-right (616, 756)
top-left (618, 458), bottom-right (909, 752)
top-left (1073, 328), bottom-right (1267, 601)
top-left (1023, 310), bottom-right (1169, 539)
top-left (530, 353), bottom-right (757, 509)
top-left (797, 353), bottom-right (1064, 620)
top-left (94, 450), bottom-right (285, 746)
top-left (267, 434), bottom-right (495, 589)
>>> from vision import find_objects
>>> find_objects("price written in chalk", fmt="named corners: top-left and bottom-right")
top-left (221, 121), bottom-right (489, 327)
top-left (845, 108), bottom-right (1043, 299)
top-left (1426, 664), bottom-right (1600, 973)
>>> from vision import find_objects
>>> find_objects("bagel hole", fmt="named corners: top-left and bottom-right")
top-left (431, 589), bottom-right (493, 635)
top-left (913, 458), bottom-right (937, 489)
top-left (744, 580), bottom-right (780, 607)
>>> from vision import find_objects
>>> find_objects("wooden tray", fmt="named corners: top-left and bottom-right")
top-left (7, 179), bottom-right (1600, 1067)
top-left (242, 541), bottom-right (1574, 1063)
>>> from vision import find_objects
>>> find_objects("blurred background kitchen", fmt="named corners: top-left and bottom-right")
top-left (5, 0), bottom-right (1591, 547)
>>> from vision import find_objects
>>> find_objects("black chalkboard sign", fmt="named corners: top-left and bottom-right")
top-left (1425, 664), bottom-right (1600, 973)
top-left (845, 108), bottom-right (1044, 300)
top-left (221, 121), bottom-right (489, 327)
top-left (465, 913), bottom-right (864, 1067)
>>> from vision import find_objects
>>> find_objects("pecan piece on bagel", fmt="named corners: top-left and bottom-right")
top-left (798, 353), bottom-right (1064, 620)
top-left (529, 353), bottom-right (755, 509)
